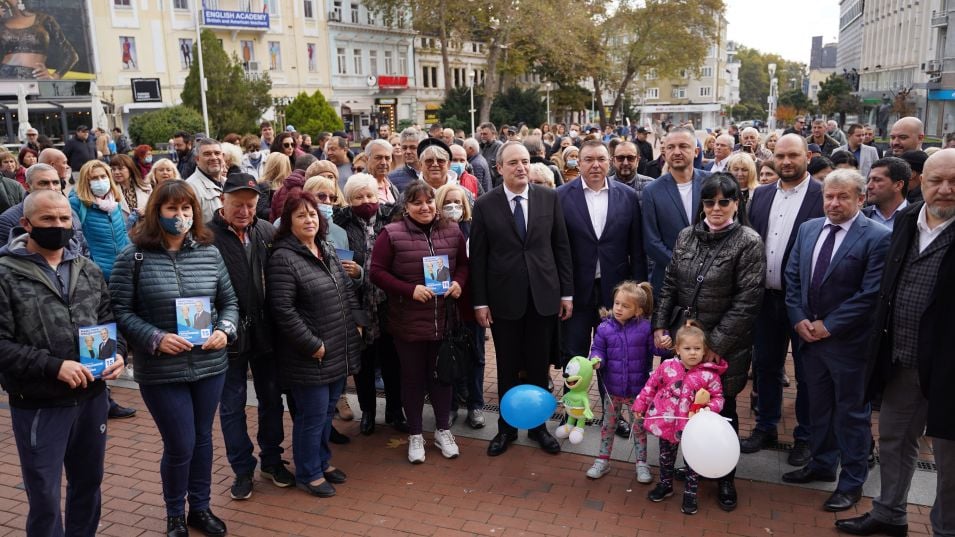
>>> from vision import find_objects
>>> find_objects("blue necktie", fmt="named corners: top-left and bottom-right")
top-left (513, 195), bottom-right (527, 241)
top-left (809, 224), bottom-right (840, 317)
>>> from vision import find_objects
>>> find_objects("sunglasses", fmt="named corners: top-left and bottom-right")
top-left (316, 192), bottom-right (339, 203)
top-left (702, 198), bottom-right (736, 208)
top-left (423, 158), bottom-right (447, 166)
top-left (283, 143), bottom-right (294, 148)
top-left (614, 155), bottom-right (637, 162)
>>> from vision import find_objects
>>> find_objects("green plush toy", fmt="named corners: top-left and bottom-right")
top-left (554, 356), bottom-right (600, 444)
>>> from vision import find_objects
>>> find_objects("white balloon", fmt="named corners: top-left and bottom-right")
top-left (680, 411), bottom-right (740, 479)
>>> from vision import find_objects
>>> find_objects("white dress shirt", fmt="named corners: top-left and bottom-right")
top-left (810, 212), bottom-right (860, 275)
top-left (711, 158), bottom-right (728, 173)
top-left (583, 179), bottom-right (609, 278)
top-left (764, 174), bottom-right (812, 290)
top-left (917, 203), bottom-right (955, 253)
top-left (503, 184), bottom-right (529, 228)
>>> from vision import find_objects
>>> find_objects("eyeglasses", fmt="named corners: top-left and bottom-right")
top-left (283, 143), bottom-right (294, 148)
top-left (702, 198), bottom-right (736, 208)
top-left (354, 167), bottom-right (365, 173)
top-left (614, 155), bottom-right (637, 162)
top-left (423, 158), bottom-right (447, 166)
top-left (316, 192), bottom-right (338, 203)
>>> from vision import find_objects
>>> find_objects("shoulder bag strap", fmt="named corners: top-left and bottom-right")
top-left (685, 226), bottom-right (741, 311)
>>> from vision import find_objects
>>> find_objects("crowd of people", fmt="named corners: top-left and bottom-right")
top-left (0, 114), bottom-right (951, 537)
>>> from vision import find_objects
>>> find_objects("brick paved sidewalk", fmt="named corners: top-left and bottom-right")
top-left (0, 383), bottom-right (935, 537)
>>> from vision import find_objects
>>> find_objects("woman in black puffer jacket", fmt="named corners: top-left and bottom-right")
top-left (268, 191), bottom-right (365, 498)
top-left (653, 173), bottom-right (765, 514)
top-left (110, 181), bottom-right (238, 537)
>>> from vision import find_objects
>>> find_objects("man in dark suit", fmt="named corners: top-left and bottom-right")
top-left (97, 327), bottom-right (117, 361)
top-left (641, 127), bottom-right (708, 295)
top-left (557, 140), bottom-right (647, 436)
top-left (837, 149), bottom-right (955, 537)
top-left (434, 258), bottom-right (450, 282)
top-left (193, 301), bottom-right (212, 330)
top-left (471, 141), bottom-right (574, 457)
top-left (781, 169), bottom-right (891, 512)
top-left (742, 134), bottom-right (824, 466)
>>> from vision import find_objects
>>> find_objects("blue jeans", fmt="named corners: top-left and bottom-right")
top-left (11, 390), bottom-right (108, 537)
top-left (218, 352), bottom-right (286, 476)
top-left (139, 373), bottom-right (226, 517)
top-left (452, 321), bottom-right (486, 411)
top-left (290, 379), bottom-right (344, 484)
top-left (752, 290), bottom-right (810, 442)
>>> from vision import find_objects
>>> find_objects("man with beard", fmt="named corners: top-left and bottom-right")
top-left (862, 157), bottom-right (910, 230)
top-left (172, 131), bottom-right (197, 179)
top-left (742, 134), bottom-right (824, 467)
top-left (836, 149), bottom-right (955, 537)
top-left (889, 117), bottom-right (925, 157)
top-left (608, 141), bottom-right (653, 203)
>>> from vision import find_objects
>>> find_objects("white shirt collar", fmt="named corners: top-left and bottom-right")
top-left (583, 178), bottom-right (609, 194)
top-left (504, 184), bottom-right (529, 202)
top-left (824, 210), bottom-right (861, 232)
top-left (917, 203), bottom-right (955, 234)
top-left (776, 173), bottom-right (811, 194)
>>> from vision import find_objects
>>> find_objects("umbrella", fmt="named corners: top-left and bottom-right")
top-left (90, 82), bottom-right (108, 132)
top-left (16, 83), bottom-right (32, 142)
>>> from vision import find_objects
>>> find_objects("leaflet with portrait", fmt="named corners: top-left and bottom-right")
top-left (175, 297), bottom-right (213, 344)
top-left (77, 323), bottom-right (118, 379)
top-left (422, 255), bottom-right (451, 294)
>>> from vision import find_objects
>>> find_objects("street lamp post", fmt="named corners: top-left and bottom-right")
top-left (545, 82), bottom-right (551, 125)
top-left (192, 0), bottom-right (210, 135)
top-left (590, 87), bottom-right (595, 126)
top-left (468, 70), bottom-right (476, 138)
top-left (767, 63), bottom-right (778, 132)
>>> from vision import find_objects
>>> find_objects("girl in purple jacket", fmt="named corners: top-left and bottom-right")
top-left (586, 281), bottom-right (656, 483)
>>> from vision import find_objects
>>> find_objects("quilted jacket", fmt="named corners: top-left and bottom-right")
top-left (109, 239), bottom-right (239, 385)
top-left (69, 191), bottom-right (130, 281)
top-left (632, 357), bottom-right (728, 443)
top-left (588, 317), bottom-right (656, 398)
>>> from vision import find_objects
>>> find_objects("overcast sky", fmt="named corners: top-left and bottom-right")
top-left (725, 0), bottom-right (840, 64)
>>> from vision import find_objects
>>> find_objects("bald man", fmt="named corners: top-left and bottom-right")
top-left (38, 148), bottom-right (70, 192)
top-left (837, 148), bottom-right (955, 537)
top-left (0, 164), bottom-right (89, 256)
top-left (888, 117), bottom-right (925, 157)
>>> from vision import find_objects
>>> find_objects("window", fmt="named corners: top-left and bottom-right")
top-left (645, 87), bottom-right (659, 99)
top-left (353, 49), bottom-right (362, 75)
top-left (119, 37), bottom-right (138, 71)
top-left (173, 0), bottom-right (188, 9)
top-left (384, 50), bottom-right (393, 75)
top-left (303, 0), bottom-right (314, 19)
top-left (337, 47), bottom-right (346, 75)
top-left (369, 50), bottom-right (378, 74)
top-left (204, 0), bottom-right (219, 8)
top-left (672, 87), bottom-right (686, 99)
top-left (367, 10), bottom-right (374, 24)
top-left (699, 86), bottom-right (713, 97)
top-left (267, 0), bottom-right (278, 15)
top-left (332, 0), bottom-right (341, 20)
top-left (114, 0), bottom-right (131, 6)
top-left (351, 3), bottom-right (359, 23)
top-left (398, 51), bottom-right (406, 75)
top-left (268, 41), bottom-right (282, 71)
top-left (430, 66), bottom-right (438, 88)
top-left (680, 69), bottom-right (689, 79)
top-left (306, 43), bottom-right (317, 72)
top-left (240, 40), bottom-right (255, 69)
top-left (701, 66), bottom-right (714, 77)
top-left (645, 68), bottom-right (657, 80)
top-left (422, 66), bottom-right (430, 88)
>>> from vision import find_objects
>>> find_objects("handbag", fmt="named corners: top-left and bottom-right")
top-left (668, 226), bottom-right (740, 332)
top-left (435, 298), bottom-right (473, 386)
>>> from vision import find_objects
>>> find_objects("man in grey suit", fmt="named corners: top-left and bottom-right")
top-left (834, 123), bottom-right (880, 178)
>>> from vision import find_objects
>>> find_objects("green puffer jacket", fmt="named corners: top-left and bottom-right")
top-left (0, 235), bottom-right (121, 408)
top-left (109, 238), bottom-right (239, 385)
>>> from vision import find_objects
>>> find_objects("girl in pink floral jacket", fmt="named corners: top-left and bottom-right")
top-left (632, 321), bottom-right (727, 515)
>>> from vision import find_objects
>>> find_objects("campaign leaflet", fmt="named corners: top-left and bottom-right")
top-left (77, 322), bottom-right (117, 379)
top-left (422, 255), bottom-right (451, 294)
top-left (175, 296), bottom-right (213, 345)
top-left (335, 248), bottom-right (354, 262)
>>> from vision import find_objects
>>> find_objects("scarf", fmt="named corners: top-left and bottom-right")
top-left (94, 191), bottom-right (119, 214)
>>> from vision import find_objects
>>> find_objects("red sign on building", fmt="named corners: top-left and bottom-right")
top-left (378, 75), bottom-right (409, 89)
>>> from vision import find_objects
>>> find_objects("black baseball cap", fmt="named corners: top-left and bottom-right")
top-left (222, 171), bottom-right (260, 194)
top-left (76, 125), bottom-right (89, 132)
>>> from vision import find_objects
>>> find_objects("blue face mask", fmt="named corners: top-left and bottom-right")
top-left (318, 203), bottom-right (334, 221)
top-left (450, 162), bottom-right (466, 177)
top-left (144, 155), bottom-right (153, 164)
top-left (566, 159), bottom-right (578, 168)
top-left (160, 215), bottom-right (193, 235)
top-left (89, 178), bottom-right (111, 198)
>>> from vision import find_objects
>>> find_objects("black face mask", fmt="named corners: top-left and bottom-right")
top-left (28, 224), bottom-right (74, 250)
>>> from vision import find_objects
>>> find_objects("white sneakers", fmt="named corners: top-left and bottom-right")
top-left (586, 459), bottom-right (611, 479)
top-left (636, 462), bottom-right (653, 484)
top-left (433, 429), bottom-right (460, 459)
top-left (408, 434), bottom-right (426, 464)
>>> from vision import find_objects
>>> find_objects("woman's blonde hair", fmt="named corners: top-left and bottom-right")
top-left (261, 151), bottom-right (292, 191)
top-left (144, 157), bottom-right (181, 184)
top-left (528, 163), bottom-right (555, 188)
top-left (600, 280), bottom-right (653, 319)
top-left (75, 160), bottom-right (122, 207)
top-left (725, 152), bottom-right (758, 191)
top-left (435, 183), bottom-right (472, 222)
top-left (305, 159), bottom-right (339, 182)
top-left (352, 152), bottom-right (368, 172)
top-left (303, 175), bottom-right (347, 208)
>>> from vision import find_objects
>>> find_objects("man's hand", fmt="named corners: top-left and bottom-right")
top-left (201, 330), bottom-right (228, 351)
top-left (159, 333), bottom-right (194, 355)
top-left (559, 299), bottom-right (573, 321)
top-left (57, 360), bottom-right (94, 389)
top-left (412, 285), bottom-right (435, 303)
top-left (313, 344), bottom-right (326, 361)
top-left (101, 355), bottom-right (125, 381)
top-left (810, 320), bottom-right (831, 339)
top-left (475, 307), bottom-right (493, 329)
top-left (794, 319), bottom-right (819, 343)
top-left (653, 329), bottom-right (672, 350)
top-left (444, 281), bottom-right (462, 299)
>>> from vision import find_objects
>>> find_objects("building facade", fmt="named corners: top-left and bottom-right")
top-left (808, 36), bottom-right (838, 102)
top-left (924, 0), bottom-right (955, 137)
top-left (415, 35), bottom-right (487, 129)
top-left (837, 0), bottom-right (865, 74)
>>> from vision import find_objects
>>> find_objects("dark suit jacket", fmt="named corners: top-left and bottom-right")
top-left (865, 203), bottom-right (955, 439)
top-left (749, 177), bottom-right (824, 289)
top-left (98, 338), bottom-right (117, 360)
top-left (784, 215), bottom-right (891, 351)
top-left (641, 169), bottom-right (708, 292)
top-left (194, 311), bottom-right (212, 329)
top-left (435, 266), bottom-right (450, 282)
top-left (470, 184), bottom-right (573, 320)
top-left (556, 178), bottom-right (647, 308)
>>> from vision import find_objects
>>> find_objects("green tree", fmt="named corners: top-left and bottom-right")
top-left (817, 73), bottom-right (862, 124)
top-left (285, 90), bottom-right (343, 135)
top-left (490, 86), bottom-right (546, 127)
top-left (128, 105), bottom-right (205, 147)
top-left (438, 86), bottom-right (482, 126)
top-left (778, 88), bottom-right (812, 113)
top-left (735, 46), bottom-right (807, 119)
top-left (181, 29), bottom-right (272, 138)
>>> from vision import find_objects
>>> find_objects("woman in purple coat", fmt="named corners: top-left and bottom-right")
top-left (585, 281), bottom-right (658, 483)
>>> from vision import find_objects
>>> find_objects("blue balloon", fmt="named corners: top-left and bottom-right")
top-left (500, 384), bottom-right (557, 430)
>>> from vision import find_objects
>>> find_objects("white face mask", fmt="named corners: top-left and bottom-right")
top-left (442, 202), bottom-right (463, 222)
top-left (249, 150), bottom-right (261, 160)
top-left (90, 178), bottom-right (111, 197)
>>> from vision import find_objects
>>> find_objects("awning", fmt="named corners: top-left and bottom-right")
top-left (338, 97), bottom-right (374, 113)
top-left (123, 102), bottom-right (167, 114)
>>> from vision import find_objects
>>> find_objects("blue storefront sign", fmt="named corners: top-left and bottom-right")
top-left (202, 9), bottom-right (270, 29)
top-left (928, 89), bottom-right (955, 101)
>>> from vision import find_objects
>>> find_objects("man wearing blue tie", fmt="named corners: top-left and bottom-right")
top-left (781, 168), bottom-right (891, 512)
